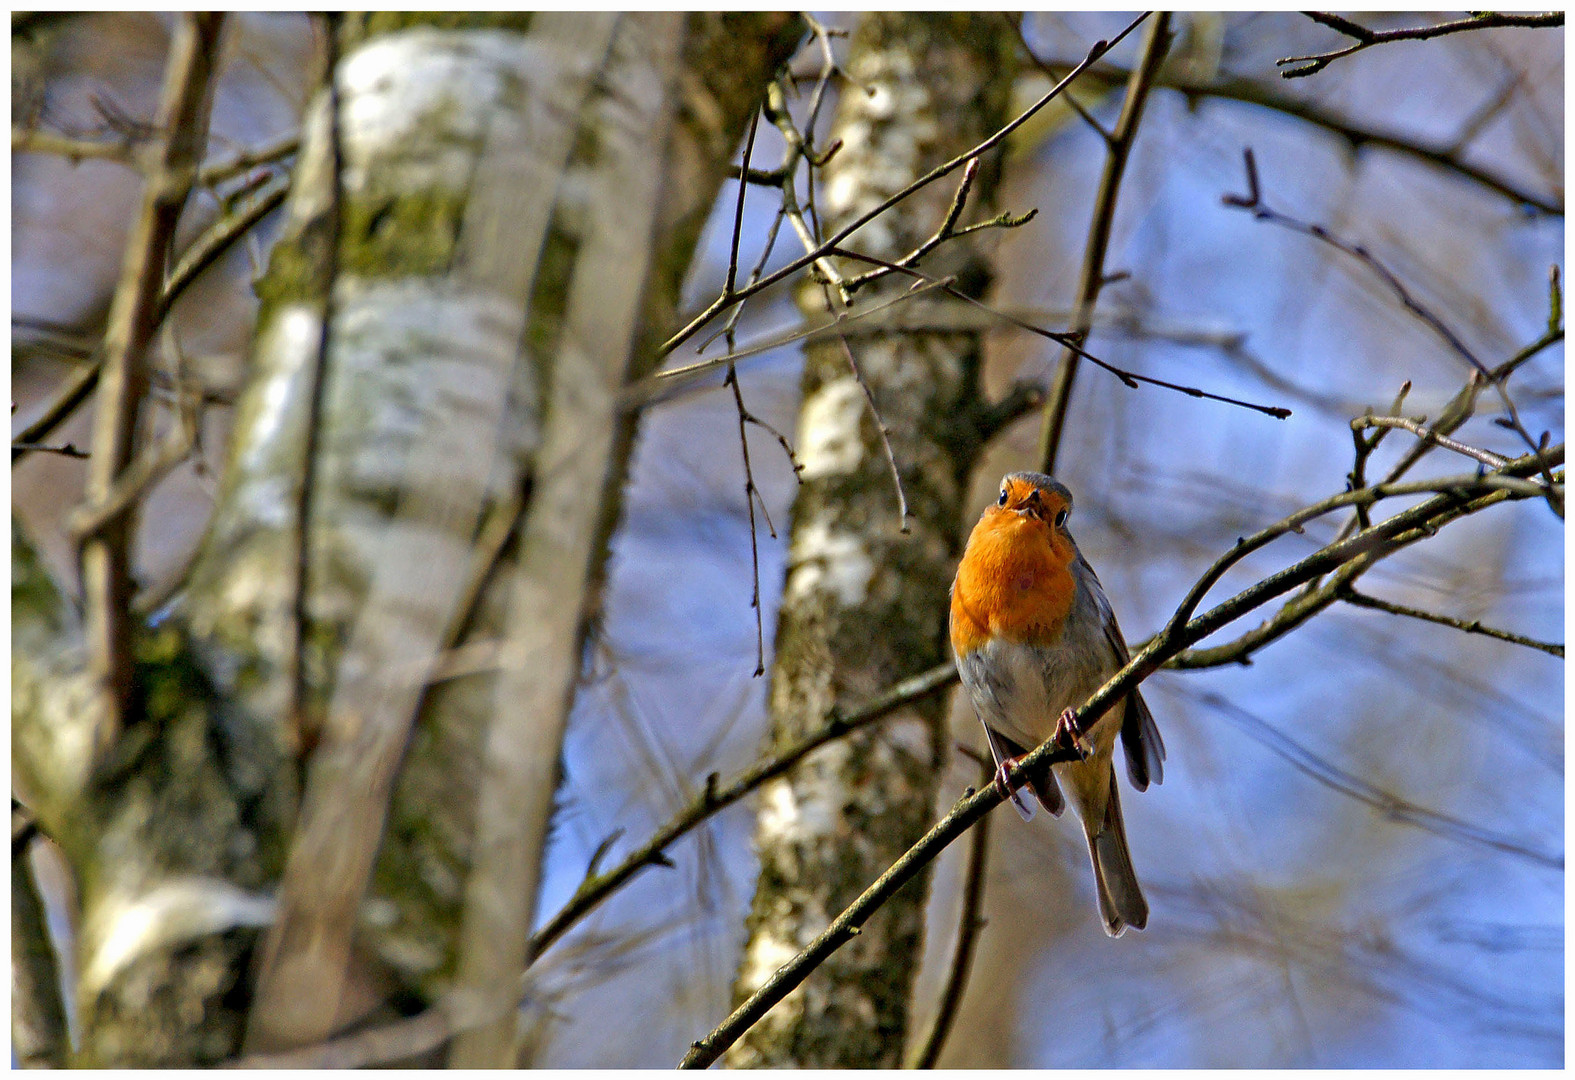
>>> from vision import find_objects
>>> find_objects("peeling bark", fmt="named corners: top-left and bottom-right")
top-left (726, 13), bottom-right (1018, 1069)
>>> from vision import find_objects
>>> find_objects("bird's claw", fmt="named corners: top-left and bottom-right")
top-left (1055, 708), bottom-right (1092, 761)
top-left (993, 756), bottom-right (1036, 822)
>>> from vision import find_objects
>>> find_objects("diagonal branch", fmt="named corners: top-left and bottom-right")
top-left (1279, 11), bottom-right (1564, 79)
top-left (1340, 586), bottom-right (1563, 658)
top-left (1037, 11), bottom-right (1172, 475)
top-left (77, 11), bottom-right (226, 770)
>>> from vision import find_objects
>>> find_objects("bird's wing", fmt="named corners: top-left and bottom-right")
top-left (1082, 554), bottom-right (1166, 790)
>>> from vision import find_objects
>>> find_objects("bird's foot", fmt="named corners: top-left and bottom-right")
top-left (1055, 708), bottom-right (1093, 761)
top-left (992, 756), bottom-right (1036, 822)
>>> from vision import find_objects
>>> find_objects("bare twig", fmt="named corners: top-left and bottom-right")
top-left (1340, 586), bottom-right (1563, 658)
top-left (195, 130), bottom-right (299, 188)
top-left (158, 170), bottom-right (291, 324)
top-left (660, 13), bottom-right (1153, 357)
top-left (14, 168), bottom-right (290, 469)
top-left (11, 125), bottom-right (138, 165)
top-left (1352, 415), bottom-right (1511, 470)
top-left (830, 313), bottom-right (911, 532)
top-left (840, 157), bottom-right (1039, 296)
top-left (11, 440), bottom-right (89, 458)
top-left (1037, 12), bottom-right (1172, 475)
top-left (1279, 11), bottom-right (1564, 79)
top-left (79, 11), bottom-right (226, 768)
top-left (726, 364), bottom-right (771, 676)
top-left (828, 247), bottom-right (1293, 420)
top-left (908, 756), bottom-right (994, 1069)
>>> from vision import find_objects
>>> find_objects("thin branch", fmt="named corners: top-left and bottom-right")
top-left (830, 314), bottom-right (910, 533)
top-left (1165, 454), bottom-right (1562, 671)
top-left (678, 444), bottom-right (1561, 1068)
top-left (529, 660), bottom-right (959, 965)
top-left (11, 125), bottom-right (138, 165)
top-left (1340, 586), bottom-right (1563, 658)
top-left (827, 246), bottom-right (1293, 420)
top-left (10, 440), bottom-right (89, 458)
top-left (659, 13), bottom-right (1153, 357)
top-left (1279, 11), bottom-right (1564, 79)
top-left (157, 170), bottom-right (291, 324)
top-left (79, 12), bottom-right (226, 769)
top-left (194, 130), bottom-right (299, 188)
top-left (1352, 415), bottom-right (1510, 470)
top-left (1006, 13), bottom-right (1114, 141)
top-left (840, 157), bottom-right (1038, 296)
top-left (725, 364), bottom-right (770, 676)
top-left (13, 169), bottom-right (290, 469)
top-left (1037, 12), bottom-right (1172, 476)
top-left (724, 105), bottom-right (761, 298)
top-left (908, 755), bottom-right (994, 1069)
top-left (1158, 457), bottom-right (1564, 644)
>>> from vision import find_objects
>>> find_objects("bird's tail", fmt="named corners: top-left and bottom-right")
top-left (1084, 772), bottom-right (1148, 937)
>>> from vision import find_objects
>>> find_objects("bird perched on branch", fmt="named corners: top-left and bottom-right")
top-left (950, 471), bottom-right (1164, 936)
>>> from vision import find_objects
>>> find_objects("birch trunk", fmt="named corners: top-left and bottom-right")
top-left (12, 12), bottom-right (799, 1066)
top-left (726, 13), bottom-right (1018, 1069)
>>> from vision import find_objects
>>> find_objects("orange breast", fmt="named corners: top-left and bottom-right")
top-left (950, 509), bottom-right (1076, 655)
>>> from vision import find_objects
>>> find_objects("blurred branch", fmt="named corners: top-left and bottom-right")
top-left (660, 13), bottom-right (1153, 357)
top-left (1340, 586), bottom-right (1564, 658)
top-left (11, 125), bottom-right (138, 165)
top-left (1279, 12), bottom-right (1565, 80)
top-left (529, 662), bottom-right (958, 964)
top-left (157, 171), bottom-right (291, 324)
top-left (908, 756), bottom-right (994, 1069)
top-left (1193, 687), bottom-right (1563, 868)
top-left (78, 11), bottom-right (226, 769)
top-left (1037, 12), bottom-right (1171, 475)
top-left (195, 130), bottom-right (299, 188)
top-left (679, 441), bottom-right (1561, 1067)
top-left (13, 169), bottom-right (292, 468)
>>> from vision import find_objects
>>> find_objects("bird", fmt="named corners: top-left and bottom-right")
top-left (950, 471), bottom-right (1165, 936)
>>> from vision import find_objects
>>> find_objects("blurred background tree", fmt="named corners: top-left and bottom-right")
top-left (12, 11), bottom-right (1562, 1069)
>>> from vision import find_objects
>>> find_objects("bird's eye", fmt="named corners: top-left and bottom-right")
top-left (1054, 508), bottom-right (1069, 528)
top-left (997, 488), bottom-right (1008, 506)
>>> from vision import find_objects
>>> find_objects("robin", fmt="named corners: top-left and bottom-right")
top-left (950, 471), bottom-right (1165, 936)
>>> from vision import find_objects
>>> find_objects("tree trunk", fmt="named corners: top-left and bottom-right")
top-left (11, 12), bottom-right (800, 1066)
top-left (726, 13), bottom-right (1018, 1069)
